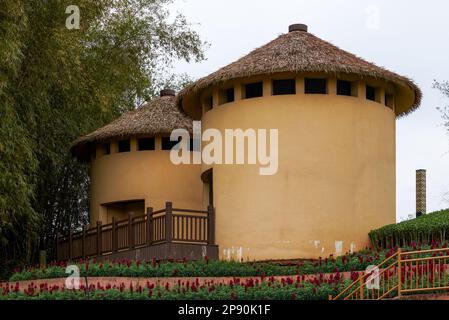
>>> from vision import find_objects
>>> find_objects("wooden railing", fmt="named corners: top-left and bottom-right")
top-left (331, 247), bottom-right (449, 300)
top-left (56, 202), bottom-right (215, 261)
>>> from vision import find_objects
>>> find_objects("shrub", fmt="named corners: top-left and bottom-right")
top-left (369, 209), bottom-right (449, 249)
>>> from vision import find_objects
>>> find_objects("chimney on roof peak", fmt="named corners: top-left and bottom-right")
top-left (160, 89), bottom-right (176, 97)
top-left (289, 23), bottom-right (308, 33)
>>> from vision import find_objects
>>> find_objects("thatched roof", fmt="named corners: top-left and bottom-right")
top-left (71, 92), bottom-right (193, 161)
top-left (178, 25), bottom-right (421, 117)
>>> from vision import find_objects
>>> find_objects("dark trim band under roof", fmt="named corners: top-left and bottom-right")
top-left (177, 24), bottom-right (421, 117)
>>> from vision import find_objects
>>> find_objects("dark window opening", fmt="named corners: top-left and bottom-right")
top-left (366, 86), bottom-right (376, 101)
top-left (305, 78), bottom-right (327, 94)
top-left (225, 88), bottom-right (234, 103)
top-left (161, 136), bottom-right (181, 151)
top-left (204, 96), bottom-right (213, 111)
top-left (207, 96), bottom-right (213, 109)
top-left (337, 80), bottom-right (352, 96)
top-left (138, 138), bottom-right (155, 151)
top-left (244, 82), bottom-right (263, 99)
top-left (118, 139), bottom-right (130, 153)
top-left (385, 94), bottom-right (394, 109)
top-left (104, 143), bottom-right (110, 155)
top-left (272, 79), bottom-right (296, 95)
top-left (219, 88), bottom-right (235, 105)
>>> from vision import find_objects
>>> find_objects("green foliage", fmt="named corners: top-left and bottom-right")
top-left (369, 209), bottom-right (449, 249)
top-left (0, 0), bottom-right (205, 278)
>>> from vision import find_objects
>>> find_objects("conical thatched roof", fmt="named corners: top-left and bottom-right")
top-left (72, 91), bottom-right (193, 161)
top-left (178, 25), bottom-right (421, 117)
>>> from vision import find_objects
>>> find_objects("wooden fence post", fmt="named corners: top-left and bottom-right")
top-left (68, 229), bottom-right (73, 261)
top-left (147, 207), bottom-right (153, 245)
top-left (112, 217), bottom-right (117, 253)
top-left (397, 248), bottom-right (402, 297)
top-left (96, 221), bottom-right (102, 257)
top-left (207, 206), bottom-right (215, 245)
top-left (165, 202), bottom-right (173, 242)
top-left (82, 226), bottom-right (86, 260)
top-left (128, 213), bottom-right (134, 249)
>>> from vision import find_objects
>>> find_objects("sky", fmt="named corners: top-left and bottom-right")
top-left (168, 0), bottom-right (449, 222)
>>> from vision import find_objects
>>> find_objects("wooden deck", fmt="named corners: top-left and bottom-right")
top-left (56, 202), bottom-right (218, 261)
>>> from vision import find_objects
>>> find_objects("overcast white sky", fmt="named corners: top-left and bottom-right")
top-left (169, 0), bottom-right (449, 222)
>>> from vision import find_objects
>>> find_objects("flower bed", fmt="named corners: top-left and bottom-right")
top-left (9, 250), bottom-right (388, 282)
top-left (0, 274), bottom-right (350, 300)
top-left (9, 244), bottom-right (447, 283)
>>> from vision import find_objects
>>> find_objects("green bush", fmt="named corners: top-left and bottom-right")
top-left (369, 209), bottom-right (449, 249)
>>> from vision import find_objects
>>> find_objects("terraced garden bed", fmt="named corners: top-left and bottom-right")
top-left (0, 273), bottom-right (350, 300)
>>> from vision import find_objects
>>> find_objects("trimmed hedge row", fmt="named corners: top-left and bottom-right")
top-left (369, 209), bottom-right (449, 249)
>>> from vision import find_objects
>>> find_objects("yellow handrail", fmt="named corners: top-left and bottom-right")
top-left (343, 260), bottom-right (399, 300)
top-left (332, 251), bottom-right (399, 300)
top-left (332, 246), bottom-right (449, 300)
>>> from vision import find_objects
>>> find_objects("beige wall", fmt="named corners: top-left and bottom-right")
top-left (89, 136), bottom-right (203, 225)
top-left (200, 75), bottom-right (396, 261)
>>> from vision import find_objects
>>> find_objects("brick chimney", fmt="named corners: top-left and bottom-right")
top-left (416, 169), bottom-right (426, 217)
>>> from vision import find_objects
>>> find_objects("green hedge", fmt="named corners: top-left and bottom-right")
top-left (369, 209), bottom-right (449, 249)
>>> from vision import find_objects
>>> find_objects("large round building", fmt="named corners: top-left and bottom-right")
top-left (177, 24), bottom-right (421, 261)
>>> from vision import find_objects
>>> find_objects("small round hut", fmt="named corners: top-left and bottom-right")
top-left (72, 90), bottom-right (202, 224)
